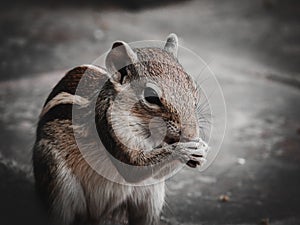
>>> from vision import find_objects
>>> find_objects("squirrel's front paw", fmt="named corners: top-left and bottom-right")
top-left (172, 139), bottom-right (209, 168)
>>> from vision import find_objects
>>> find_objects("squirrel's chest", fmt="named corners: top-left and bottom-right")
top-left (84, 178), bottom-right (164, 219)
top-left (84, 180), bottom-right (133, 218)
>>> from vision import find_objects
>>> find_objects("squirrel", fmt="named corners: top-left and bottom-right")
top-left (33, 33), bottom-right (209, 225)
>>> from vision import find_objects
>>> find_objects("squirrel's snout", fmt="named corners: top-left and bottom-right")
top-left (180, 124), bottom-right (200, 143)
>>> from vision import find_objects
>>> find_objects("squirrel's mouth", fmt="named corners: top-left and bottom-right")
top-left (164, 136), bottom-right (180, 145)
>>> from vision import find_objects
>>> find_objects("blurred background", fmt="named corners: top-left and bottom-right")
top-left (0, 0), bottom-right (300, 224)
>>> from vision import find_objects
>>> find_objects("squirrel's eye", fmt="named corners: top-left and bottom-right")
top-left (144, 87), bottom-right (162, 106)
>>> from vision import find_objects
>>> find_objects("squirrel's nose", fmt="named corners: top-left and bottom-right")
top-left (180, 124), bottom-right (199, 142)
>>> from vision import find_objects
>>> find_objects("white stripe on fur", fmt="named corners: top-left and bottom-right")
top-left (80, 64), bottom-right (107, 74)
top-left (40, 92), bottom-right (90, 118)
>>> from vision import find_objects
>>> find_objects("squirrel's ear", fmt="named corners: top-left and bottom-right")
top-left (105, 41), bottom-right (138, 84)
top-left (164, 33), bottom-right (178, 57)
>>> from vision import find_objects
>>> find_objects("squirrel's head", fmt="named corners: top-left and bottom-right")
top-left (99, 34), bottom-right (203, 153)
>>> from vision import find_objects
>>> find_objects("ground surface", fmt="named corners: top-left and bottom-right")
top-left (0, 0), bottom-right (300, 224)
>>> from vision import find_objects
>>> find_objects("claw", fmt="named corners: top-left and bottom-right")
top-left (191, 153), bottom-right (203, 157)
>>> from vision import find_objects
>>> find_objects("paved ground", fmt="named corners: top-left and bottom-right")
top-left (0, 0), bottom-right (300, 224)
